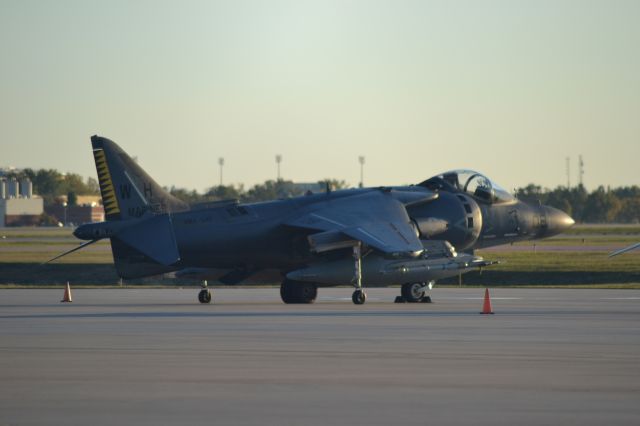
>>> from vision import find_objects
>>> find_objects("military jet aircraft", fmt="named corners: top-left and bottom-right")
top-left (50, 136), bottom-right (574, 305)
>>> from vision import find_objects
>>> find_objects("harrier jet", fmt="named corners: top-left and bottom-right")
top-left (50, 136), bottom-right (574, 304)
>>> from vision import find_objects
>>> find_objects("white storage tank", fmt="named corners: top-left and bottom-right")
top-left (7, 179), bottom-right (19, 198)
top-left (20, 179), bottom-right (33, 198)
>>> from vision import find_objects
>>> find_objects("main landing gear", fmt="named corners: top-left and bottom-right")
top-left (280, 279), bottom-right (318, 304)
top-left (351, 243), bottom-right (367, 305)
top-left (198, 280), bottom-right (212, 304)
top-left (280, 244), bottom-right (368, 305)
top-left (394, 281), bottom-right (433, 303)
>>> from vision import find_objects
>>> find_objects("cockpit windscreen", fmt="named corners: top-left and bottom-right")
top-left (420, 170), bottom-right (515, 204)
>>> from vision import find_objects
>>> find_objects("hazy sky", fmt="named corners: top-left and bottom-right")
top-left (1, 0), bottom-right (638, 192)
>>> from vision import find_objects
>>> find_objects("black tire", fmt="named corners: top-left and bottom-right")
top-left (352, 290), bottom-right (366, 305)
top-left (198, 289), bottom-right (212, 304)
top-left (297, 282), bottom-right (318, 303)
top-left (280, 279), bottom-right (318, 304)
top-left (401, 282), bottom-right (425, 303)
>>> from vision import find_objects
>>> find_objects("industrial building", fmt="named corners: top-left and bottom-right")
top-left (46, 203), bottom-right (104, 225)
top-left (45, 194), bottom-right (104, 225)
top-left (0, 178), bottom-right (44, 226)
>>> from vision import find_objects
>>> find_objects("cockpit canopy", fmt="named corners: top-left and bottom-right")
top-left (420, 170), bottom-right (515, 204)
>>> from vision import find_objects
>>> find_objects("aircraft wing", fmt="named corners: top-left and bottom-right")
top-left (286, 190), bottom-right (423, 255)
top-left (609, 242), bottom-right (640, 258)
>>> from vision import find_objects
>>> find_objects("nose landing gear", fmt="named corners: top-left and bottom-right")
top-left (395, 281), bottom-right (434, 303)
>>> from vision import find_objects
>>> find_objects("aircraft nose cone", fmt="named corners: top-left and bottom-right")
top-left (543, 205), bottom-right (575, 236)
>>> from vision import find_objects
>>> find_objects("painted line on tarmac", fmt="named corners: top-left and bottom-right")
top-left (320, 297), bottom-right (384, 302)
top-left (439, 297), bottom-right (523, 300)
top-left (601, 297), bottom-right (640, 300)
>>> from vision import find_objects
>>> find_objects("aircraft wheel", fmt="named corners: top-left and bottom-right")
top-left (280, 280), bottom-right (294, 303)
top-left (280, 279), bottom-right (317, 304)
top-left (352, 289), bottom-right (366, 305)
top-left (401, 282), bottom-right (426, 303)
top-left (198, 289), bottom-right (212, 304)
top-left (298, 282), bottom-right (318, 303)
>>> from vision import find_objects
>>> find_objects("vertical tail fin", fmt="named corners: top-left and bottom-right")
top-left (91, 135), bottom-right (189, 221)
top-left (90, 135), bottom-right (187, 278)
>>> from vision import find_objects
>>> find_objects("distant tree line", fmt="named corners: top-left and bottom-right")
top-left (516, 184), bottom-right (640, 224)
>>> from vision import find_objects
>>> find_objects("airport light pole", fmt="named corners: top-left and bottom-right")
top-left (276, 155), bottom-right (282, 181)
top-left (218, 157), bottom-right (224, 186)
top-left (358, 156), bottom-right (365, 188)
top-left (62, 201), bottom-right (67, 227)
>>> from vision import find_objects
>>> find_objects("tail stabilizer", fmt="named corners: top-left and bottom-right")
top-left (116, 215), bottom-right (180, 266)
top-left (91, 135), bottom-right (188, 221)
top-left (46, 213), bottom-right (181, 279)
top-left (111, 214), bottom-right (181, 279)
top-left (110, 238), bottom-right (180, 279)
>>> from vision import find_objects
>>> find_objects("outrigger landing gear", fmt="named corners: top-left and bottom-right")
top-left (395, 281), bottom-right (434, 303)
top-left (351, 243), bottom-right (367, 305)
top-left (198, 280), bottom-right (212, 304)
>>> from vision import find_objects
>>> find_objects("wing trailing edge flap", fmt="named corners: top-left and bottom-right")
top-left (308, 230), bottom-right (359, 253)
top-left (114, 214), bottom-right (180, 266)
top-left (289, 190), bottom-right (423, 255)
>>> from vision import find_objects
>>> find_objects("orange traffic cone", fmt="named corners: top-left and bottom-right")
top-left (480, 288), bottom-right (493, 314)
top-left (61, 282), bottom-right (73, 303)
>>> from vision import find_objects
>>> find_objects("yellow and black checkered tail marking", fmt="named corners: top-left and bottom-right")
top-left (93, 149), bottom-right (121, 217)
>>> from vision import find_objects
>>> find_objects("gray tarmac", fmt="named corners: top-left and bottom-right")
top-left (1, 287), bottom-right (640, 426)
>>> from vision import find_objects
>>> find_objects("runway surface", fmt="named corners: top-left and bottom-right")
top-left (1, 288), bottom-right (639, 425)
